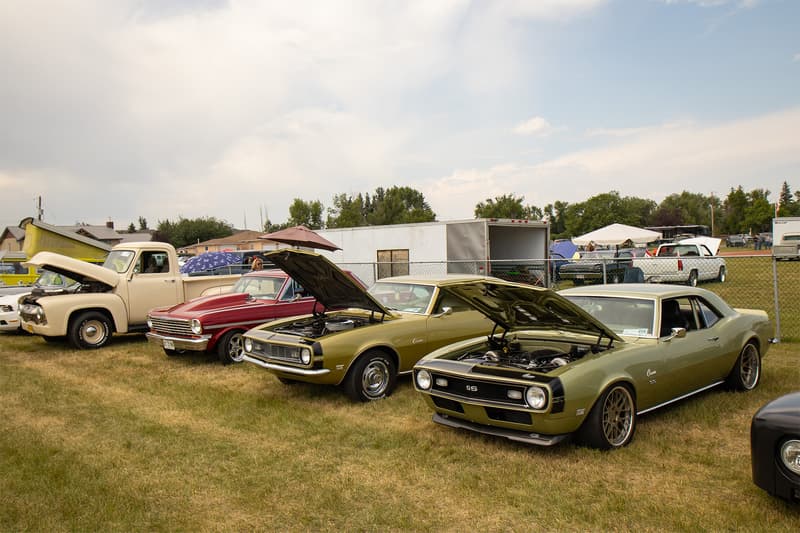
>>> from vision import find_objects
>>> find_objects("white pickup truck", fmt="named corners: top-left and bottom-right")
top-left (19, 242), bottom-right (239, 349)
top-left (633, 238), bottom-right (727, 286)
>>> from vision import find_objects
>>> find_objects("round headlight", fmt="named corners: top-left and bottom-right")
top-left (416, 369), bottom-right (432, 390)
top-left (300, 348), bottom-right (311, 365)
top-left (525, 386), bottom-right (547, 409)
top-left (244, 338), bottom-right (253, 352)
top-left (190, 319), bottom-right (202, 335)
top-left (780, 439), bottom-right (800, 475)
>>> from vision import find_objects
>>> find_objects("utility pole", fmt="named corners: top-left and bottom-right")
top-left (36, 196), bottom-right (44, 220)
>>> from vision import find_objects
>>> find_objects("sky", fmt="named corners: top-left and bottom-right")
top-left (1, 0), bottom-right (799, 231)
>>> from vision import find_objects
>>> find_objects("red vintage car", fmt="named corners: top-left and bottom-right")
top-left (146, 268), bottom-right (362, 364)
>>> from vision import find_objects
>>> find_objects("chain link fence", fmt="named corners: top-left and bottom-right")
top-left (338, 255), bottom-right (799, 342)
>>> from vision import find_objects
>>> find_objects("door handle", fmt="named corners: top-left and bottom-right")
top-left (706, 336), bottom-right (719, 342)
top-left (164, 279), bottom-right (176, 283)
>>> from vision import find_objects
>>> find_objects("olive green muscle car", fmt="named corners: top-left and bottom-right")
top-left (241, 249), bottom-right (501, 402)
top-left (413, 283), bottom-right (773, 449)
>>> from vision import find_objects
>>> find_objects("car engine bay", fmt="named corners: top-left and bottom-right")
top-left (457, 337), bottom-right (600, 374)
top-left (273, 313), bottom-right (375, 338)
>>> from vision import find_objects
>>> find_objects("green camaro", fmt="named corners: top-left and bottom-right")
top-left (241, 249), bottom-right (502, 401)
top-left (413, 283), bottom-right (774, 449)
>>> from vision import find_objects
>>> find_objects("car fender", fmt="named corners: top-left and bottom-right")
top-left (40, 293), bottom-right (128, 334)
top-left (335, 343), bottom-right (401, 386)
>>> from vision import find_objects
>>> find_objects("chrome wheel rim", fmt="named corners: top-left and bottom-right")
top-left (361, 359), bottom-right (390, 398)
top-left (81, 320), bottom-right (107, 346)
top-left (740, 344), bottom-right (760, 390)
top-left (228, 333), bottom-right (244, 362)
top-left (602, 386), bottom-right (634, 447)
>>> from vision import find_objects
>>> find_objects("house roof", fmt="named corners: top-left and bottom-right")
top-left (1, 226), bottom-right (26, 242)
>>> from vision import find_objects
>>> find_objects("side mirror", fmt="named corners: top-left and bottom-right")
top-left (432, 306), bottom-right (453, 318)
top-left (665, 327), bottom-right (687, 341)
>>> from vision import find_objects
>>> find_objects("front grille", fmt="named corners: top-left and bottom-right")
top-left (250, 342), bottom-right (302, 363)
top-left (431, 373), bottom-right (527, 407)
top-left (149, 317), bottom-right (193, 336)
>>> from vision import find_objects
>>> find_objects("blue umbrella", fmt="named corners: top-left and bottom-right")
top-left (550, 239), bottom-right (577, 259)
top-left (180, 251), bottom-right (243, 274)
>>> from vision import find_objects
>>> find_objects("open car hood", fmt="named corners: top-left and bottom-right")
top-left (443, 281), bottom-right (622, 341)
top-left (679, 236), bottom-right (721, 256)
top-left (24, 251), bottom-right (118, 288)
top-left (265, 249), bottom-right (388, 315)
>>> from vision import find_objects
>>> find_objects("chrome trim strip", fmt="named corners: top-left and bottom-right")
top-left (241, 354), bottom-right (330, 376)
top-left (637, 380), bottom-right (724, 415)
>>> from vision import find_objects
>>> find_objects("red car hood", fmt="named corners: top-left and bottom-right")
top-left (152, 292), bottom-right (277, 318)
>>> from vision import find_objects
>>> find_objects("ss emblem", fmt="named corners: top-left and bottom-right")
top-left (466, 384), bottom-right (478, 392)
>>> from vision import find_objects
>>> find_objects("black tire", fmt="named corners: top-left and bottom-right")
top-left (42, 335), bottom-right (65, 344)
top-left (717, 266), bottom-right (726, 282)
top-left (687, 270), bottom-right (698, 287)
top-left (344, 350), bottom-right (397, 402)
top-left (217, 330), bottom-right (245, 364)
top-left (577, 383), bottom-right (636, 450)
top-left (725, 342), bottom-right (761, 391)
top-left (67, 311), bottom-right (112, 350)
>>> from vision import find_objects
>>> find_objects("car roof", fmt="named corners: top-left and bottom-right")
top-left (559, 283), bottom-right (712, 299)
top-left (375, 274), bottom-right (505, 286)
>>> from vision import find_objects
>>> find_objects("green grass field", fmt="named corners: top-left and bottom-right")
top-left (1, 332), bottom-right (799, 532)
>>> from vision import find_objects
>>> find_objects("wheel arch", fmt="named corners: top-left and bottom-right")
top-left (68, 306), bottom-right (118, 334)
top-left (580, 377), bottom-right (639, 419)
top-left (338, 344), bottom-right (400, 385)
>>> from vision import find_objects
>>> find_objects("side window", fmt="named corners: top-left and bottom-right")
top-left (434, 293), bottom-right (470, 313)
top-left (141, 252), bottom-right (169, 274)
top-left (695, 298), bottom-right (722, 328)
top-left (377, 249), bottom-right (409, 280)
top-left (280, 280), bottom-right (306, 301)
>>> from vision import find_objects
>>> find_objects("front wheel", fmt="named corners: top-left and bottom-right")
top-left (687, 270), bottom-right (698, 287)
top-left (344, 350), bottom-right (397, 402)
top-left (577, 384), bottom-right (636, 449)
top-left (725, 342), bottom-right (761, 391)
top-left (68, 311), bottom-right (112, 349)
top-left (217, 330), bottom-right (245, 364)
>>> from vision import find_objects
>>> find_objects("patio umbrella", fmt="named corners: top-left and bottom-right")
top-left (572, 223), bottom-right (661, 246)
top-left (260, 225), bottom-right (341, 251)
top-left (180, 251), bottom-right (243, 274)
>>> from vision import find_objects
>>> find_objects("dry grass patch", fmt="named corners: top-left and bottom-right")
top-left (2, 334), bottom-right (800, 531)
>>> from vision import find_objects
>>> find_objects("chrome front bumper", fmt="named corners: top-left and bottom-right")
top-left (241, 353), bottom-right (330, 376)
top-left (432, 413), bottom-right (568, 447)
top-left (145, 331), bottom-right (211, 352)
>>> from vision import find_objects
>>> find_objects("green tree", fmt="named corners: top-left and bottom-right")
top-left (127, 222), bottom-right (136, 232)
top-left (543, 201), bottom-right (569, 237)
top-left (563, 192), bottom-right (655, 236)
top-left (326, 193), bottom-right (367, 228)
top-left (154, 216), bottom-right (234, 248)
top-left (743, 189), bottom-right (773, 233)
top-left (720, 187), bottom-right (749, 234)
top-left (651, 192), bottom-right (714, 227)
top-left (474, 193), bottom-right (542, 220)
top-left (367, 186), bottom-right (436, 225)
top-left (287, 199), bottom-right (324, 229)
top-left (138, 216), bottom-right (149, 231)
top-left (778, 181), bottom-right (798, 216)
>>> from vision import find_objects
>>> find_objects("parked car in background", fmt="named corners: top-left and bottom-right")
top-left (751, 392), bottom-right (800, 503)
top-left (241, 249), bottom-right (502, 402)
top-left (558, 248), bottom-right (647, 285)
top-left (413, 283), bottom-right (772, 449)
top-left (1, 271), bottom-right (77, 332)
top-left (147, 268), bottom-right (363, 364)
top-left (726, 234), bottom-right (748, 247)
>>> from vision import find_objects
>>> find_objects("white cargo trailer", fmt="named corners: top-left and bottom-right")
top-left (316, 219), bottom-right (550, 285)
top-left (773, 217), bottom-right (800, 260)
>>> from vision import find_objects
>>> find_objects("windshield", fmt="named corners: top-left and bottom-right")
top-left (563, 295), bottom-right (655, 337)
top-left (35, 269), bottom-right (78, 289)
top-left (232, 275), bottom-right (286, 298)
top-left (103, 250), bottom-right (136, 273)
top-left (368, 281), bottom-right (434, 314)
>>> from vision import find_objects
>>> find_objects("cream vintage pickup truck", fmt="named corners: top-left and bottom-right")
top-left (19, 242), bottom-right (239, 349)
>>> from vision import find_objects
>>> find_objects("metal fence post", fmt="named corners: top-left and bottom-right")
top-left (772, 257), bottom-right (782, 342)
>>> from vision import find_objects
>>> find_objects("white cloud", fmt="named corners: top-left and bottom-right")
top-left (793, 53), bottom-right (800, 62)
top-left (514, 116), bottom-right (553, 136)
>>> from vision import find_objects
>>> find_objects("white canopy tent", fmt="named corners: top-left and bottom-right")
top-left (572, 223), bottom-right (661, 246)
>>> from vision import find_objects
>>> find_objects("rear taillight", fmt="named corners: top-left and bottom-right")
top-left (677, 259), bottom-right (683, 271)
